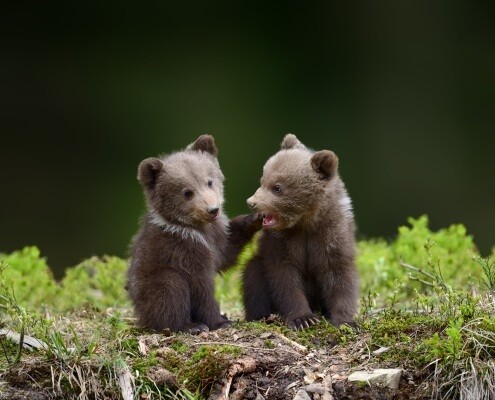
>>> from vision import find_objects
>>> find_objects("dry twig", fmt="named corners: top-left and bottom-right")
top-left (216, 357), bottom-right (257, 400)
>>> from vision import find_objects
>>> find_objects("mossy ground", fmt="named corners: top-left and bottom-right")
top-left (0, 215), bottom-right (494, 399)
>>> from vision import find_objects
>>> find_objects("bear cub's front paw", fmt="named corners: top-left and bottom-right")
top-left (287, 314), bottom-right (320, 331)
top-left (184, 323), bottom-right (209, 335)
top-left (217, 319), bottom-right (235, 329)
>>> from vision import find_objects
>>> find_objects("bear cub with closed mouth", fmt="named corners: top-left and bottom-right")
top-left (127, 135), bottom-right (261, 334)
top-left (242, 134), bottom-right (359, 330)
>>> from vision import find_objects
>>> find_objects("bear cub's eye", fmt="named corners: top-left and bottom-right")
top-left (184, 190), bottom-right (194, 199)
top-left (207, 179), bottom-right (213, 188)
top-left (272, 184), bottom-right (282, 193)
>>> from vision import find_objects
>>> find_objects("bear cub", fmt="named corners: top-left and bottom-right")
top-left (127, 135), bottom-right (261, 334)
top-left (242, 134), bottom-right (359, 330)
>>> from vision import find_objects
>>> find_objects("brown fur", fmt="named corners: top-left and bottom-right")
top-left (242, 134), bottom-right (359, 330)
top-left (127, 135), bottom-right (260, 334)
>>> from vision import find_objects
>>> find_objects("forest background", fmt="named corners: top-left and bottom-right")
top-left (1, 2), bottom-right (494, 277)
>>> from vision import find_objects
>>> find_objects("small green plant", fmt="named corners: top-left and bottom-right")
top-left (164, 387), bottom-right (201, 400)
top-left (0, 247), bottom-right (130, 313)
top-left (425, 318), bottom-right (464, 363)
top-left (0, 260), bottom-right (44, 364)
top-left (357, 215), bottom-right (482, 309)
top-left (475, 256), bottom-right (495, 293)
top-left (60, 255), bottom-right (129, 311)
top-left (0, 247), bottom-right (59, 310)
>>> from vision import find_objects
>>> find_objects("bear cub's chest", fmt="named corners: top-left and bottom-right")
top-left (273, 232), bottom-right (330, 272)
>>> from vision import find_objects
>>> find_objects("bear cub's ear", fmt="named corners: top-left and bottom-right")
top-left (280, 133), bottom-right (306, 150)
top-left (310, 150), bottom-right (338, 180)
top-left (138, 157), bottom-right (164, 190)
top-left (187, 134), bottom-right (218, 156)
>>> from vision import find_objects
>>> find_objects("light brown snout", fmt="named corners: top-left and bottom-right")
top-left (247, 189), bottom-right (260, 210)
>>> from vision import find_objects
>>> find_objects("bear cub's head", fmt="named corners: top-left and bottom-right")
top-left (247, 133), bottom-right (339, 230)
top-left (138, 135), bottom-right (225, 228)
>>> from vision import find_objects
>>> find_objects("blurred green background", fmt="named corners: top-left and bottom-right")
top-left (1, 2), bottom-right (493, 278)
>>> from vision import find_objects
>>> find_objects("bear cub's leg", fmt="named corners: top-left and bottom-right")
top-left (242, 256), bottom-right (272, 321)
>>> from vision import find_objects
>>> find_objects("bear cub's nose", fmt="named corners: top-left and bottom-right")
top-left (207, 206), bottom-right (219, 217)
top-left (247, 198), bottom-right (256, 209)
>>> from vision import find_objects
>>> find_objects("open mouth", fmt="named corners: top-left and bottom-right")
top-left (262, 213), bottom-right (277, 228)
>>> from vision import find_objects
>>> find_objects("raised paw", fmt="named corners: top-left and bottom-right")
top-left (287, 315), bottom-right (320, 331)
top-left (246, 212), bottom-right (263, 231)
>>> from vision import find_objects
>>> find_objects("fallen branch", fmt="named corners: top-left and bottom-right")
top-left (0, 328), bottom-right (47, 351)
top-left (274, 333), bottom-right (308, 354)
top-left (117, 365), bottom-right (134, 400)
top-left (215, 357), bottom-right (257, 400)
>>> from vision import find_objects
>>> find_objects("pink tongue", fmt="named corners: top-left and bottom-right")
top-left (263, 214), bottom-right (277, 227)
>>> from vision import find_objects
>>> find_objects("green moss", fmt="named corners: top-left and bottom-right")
top-left (183, 346), bottom-right (227, 393)
top-left (241, 320), bottom-right (273, 330)
top-left (170, 339), bottom-right (189, 354)
top-left (156, 351), bottom-right (184, 373)
top-left (285, 319), bottom-right (341, 348)
top-left (166, 344), bottom-right (242, 395)
top-left (121, 337), bottom-right (139, 353)
top-left (133, 355), bottom-right (160, 374)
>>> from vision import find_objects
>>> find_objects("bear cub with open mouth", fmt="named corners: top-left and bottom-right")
top-left (127, 135), bottom-right (261, 334)
top-left (242, 134), bottom-right (359, 330)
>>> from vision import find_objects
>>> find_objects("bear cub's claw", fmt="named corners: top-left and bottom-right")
top-left (287, 314), bottom-right (320, 331)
